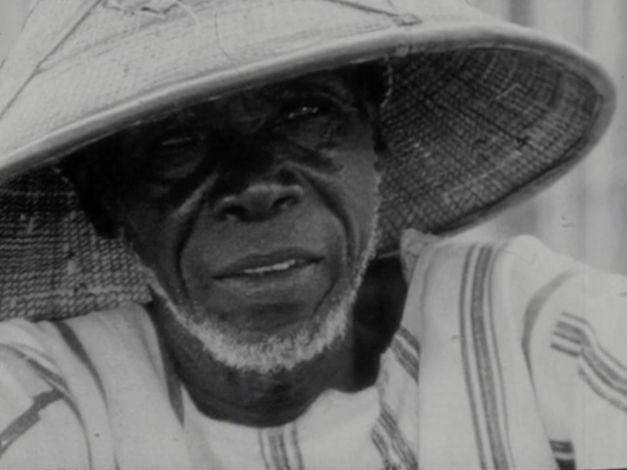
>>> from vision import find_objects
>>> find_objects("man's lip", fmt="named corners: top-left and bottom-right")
top-left (213, 248), bottom-right (324, 279)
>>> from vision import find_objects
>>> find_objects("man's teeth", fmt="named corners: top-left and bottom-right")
top-left (242, 259), bottom-right (303, 275)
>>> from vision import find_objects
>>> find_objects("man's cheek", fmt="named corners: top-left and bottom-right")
top-left (128, 207), bottom-right (195, 297)
top-left (343, 151), bottom-right (379, 210)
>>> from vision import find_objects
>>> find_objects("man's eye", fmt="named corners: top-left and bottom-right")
top-left (280, 97), bottom-right (336, 123)
top-left (285, 104), bottom-right (322, 122)
top-left (139, 130), bottom-right (206, 184)
top-left (274, 97), bottom-right (347, 149)
top-left (159, 132), bottom-right (199, 150)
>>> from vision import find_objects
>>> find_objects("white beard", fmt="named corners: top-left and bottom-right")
top-left (143, 215), bottom-right (380, 374)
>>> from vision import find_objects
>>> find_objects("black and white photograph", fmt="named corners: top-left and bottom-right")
top-left (0, 0), bottom-right (626, 469)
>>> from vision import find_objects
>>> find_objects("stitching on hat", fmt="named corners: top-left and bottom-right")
top-left (0, 0), bottom-right (101, 121)
top-left (321, 0), bottom-right (421, 25)
top-left (102, 0), bottom-right (194, 19)
top-left (212, 3), bottom-right (244, 82)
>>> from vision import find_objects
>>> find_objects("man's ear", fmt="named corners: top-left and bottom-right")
top-left (60, 145), bottom-right (120, 239)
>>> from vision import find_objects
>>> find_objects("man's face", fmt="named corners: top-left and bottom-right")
top-left (96, 71), bottom-right (381, 372)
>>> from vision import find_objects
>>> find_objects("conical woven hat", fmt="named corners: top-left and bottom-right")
top-left (0, 0), bottom-right (616, 321)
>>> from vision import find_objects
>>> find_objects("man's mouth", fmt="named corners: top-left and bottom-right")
top-left (213, 249), bottom-right (323, 280)
top-left (238, 258), bottom-right (309, 276)
top-left (205, 248), bottom-right (334, 331)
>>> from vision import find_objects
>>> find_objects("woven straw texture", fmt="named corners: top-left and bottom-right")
top-left (0, 0), bottom-right (615, 320)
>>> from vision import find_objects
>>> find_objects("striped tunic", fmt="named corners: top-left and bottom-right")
top-left (1, 233), bottom-right (627, 469)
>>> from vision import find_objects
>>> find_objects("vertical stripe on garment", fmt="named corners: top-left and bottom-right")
top-left (476, 245), bottom-right (514, 469)
top-left (389, 340), bottom-right (417, 382)
top-left (459, 246), bottom-right (489, 470)
top-left (372, 325), bottom-right (420, 468)
top-left (0, 344), bottom-right (70, 397)
top-left (397, 328), bottom-right (420, 358)
top-left (390, 328), bottom-right (420, 382)
top-left (154, 326), bottom-right (185, 424)
top-left (0, 389), bottom-right (63, 457)
top-left (258, 430), bottom-right (273, 470)
top-left (0, 343), bottom-right (95, 468)
top-left (380, 404), bottom-right (417, 470)
top-left (550, 440), bottom-right (575, 470)
top-left (371, 400), bottom-right (417, 470)
top-left (0, 344), bottom-right (78, 424)
top-left (259, 426), bottom-right (305, 470)
top-left (470, 246), bottom-right (508, 470)
top-left (289, 424), bottom-right (305, 470)
top-left (269, 429), bottom-right (291, 470)
top-left (371, 426), bottom-right (392, 468)
top-left (460, 244), bottom-right (513, 470)
top-left (483, 247), bottom-right (516, 469)
top-left (52, 322), bottom-right (108, 407)
top-left (2, 342), bottom-right (57, 373)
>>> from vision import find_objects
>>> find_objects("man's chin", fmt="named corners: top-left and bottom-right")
top-left (173, 289), bottom-right (355, 374)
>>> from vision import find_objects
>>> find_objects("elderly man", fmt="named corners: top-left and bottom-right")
top-left (0, 0), bottom-right (624, 469)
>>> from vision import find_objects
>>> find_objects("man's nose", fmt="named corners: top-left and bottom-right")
top-left (213, 180), bottom-right (305, 222)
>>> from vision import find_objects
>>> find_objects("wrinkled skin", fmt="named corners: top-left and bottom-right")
top-left (65, 68), bottom-right (407, 426)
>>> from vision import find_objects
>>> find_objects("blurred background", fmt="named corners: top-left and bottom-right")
top-left (1, 0), bottom-right (627, 272)
top-left (464, 0), bottom-right (627, 273)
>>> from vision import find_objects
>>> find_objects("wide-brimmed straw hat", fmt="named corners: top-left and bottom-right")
top-left (0, 0), bottom-right (615, 321)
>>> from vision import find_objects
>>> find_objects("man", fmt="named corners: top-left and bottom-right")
top-left (0, 0), bottom-right (623, 469)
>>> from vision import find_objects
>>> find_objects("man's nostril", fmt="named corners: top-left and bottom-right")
top-left (273, 195), bottom-right (295, 212)
top-left (218, 205), bottom-right (247, 221)
top-left (272, 187), bottom-right (303, 212)
top-left (213, 194), bottom-right (249, 221)
top-left (214, 183), bottom-right (304, 221)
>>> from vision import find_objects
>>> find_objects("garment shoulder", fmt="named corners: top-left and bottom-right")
top-left (495, 240), bottom-right (627, 469)
top-left (472, 235), bottom-right (627, 367)
top-left (403, 231), bottom-right (627, 358)
top-left (402, 231), bottom-right (627, 468)
top-left (401, 232), bottom-right (589, 336)
top-left (400, 231), bottom-right (627, 383)
top-left (0, 304), bottom-right (159, 389)
top-left (0, 317), bottom-right (90, 468)
top-left (0, 305), bottom-right (157, 469)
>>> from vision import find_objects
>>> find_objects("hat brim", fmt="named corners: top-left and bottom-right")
top-left (0, 0), bottom-right (615, 319)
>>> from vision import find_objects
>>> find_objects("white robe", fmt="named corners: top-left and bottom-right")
top-left (1, 232), bottom-right (627, 470)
